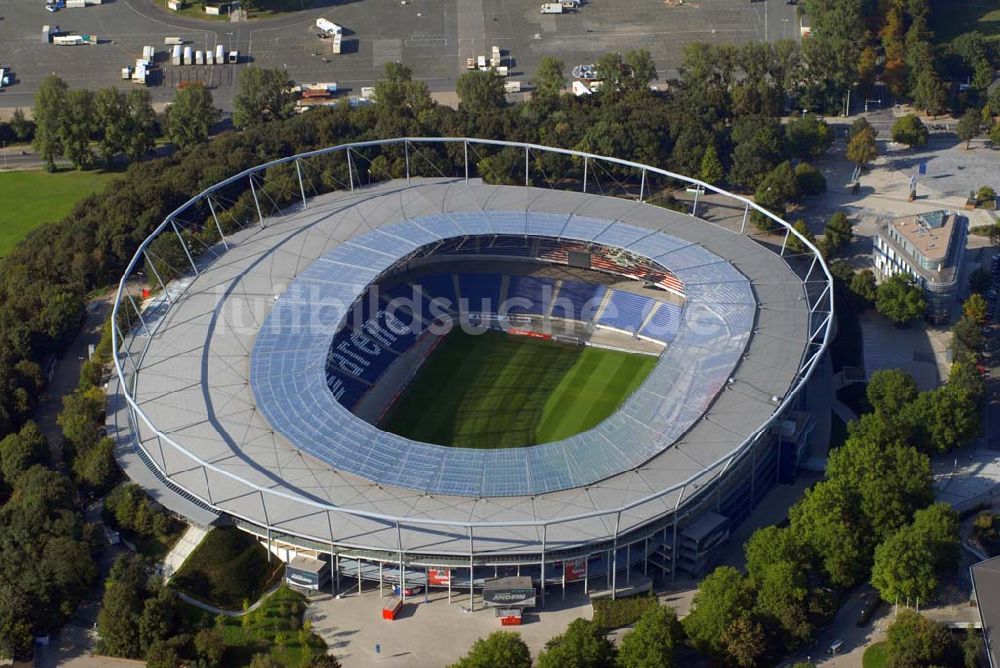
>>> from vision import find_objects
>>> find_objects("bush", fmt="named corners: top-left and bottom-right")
top-left (592, 594), bottom-right (660, 630)
top-left (794, 162), bottom-right (827, 197)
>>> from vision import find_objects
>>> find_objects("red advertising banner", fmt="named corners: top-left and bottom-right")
top-left (508, 328), bottom-right (552, 340)
top-left (428, 568), bottom-right (451, 586)
top-left (565, 558), bottom-right (588, 582)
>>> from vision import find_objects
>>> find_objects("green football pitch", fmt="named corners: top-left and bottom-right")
top-left (380, 329), bottom-right (657, 448)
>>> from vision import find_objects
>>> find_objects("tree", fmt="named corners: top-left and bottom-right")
top-left (952, 315), bottom-right (985, 359)
top-left (794, 162), bottom-right (826, 197)
top-left (990, 122), bottom-right (1000, 148)
top-left (751, 161), bottom-right (797, 232)
top-left (884, 610), bottom-right (959, 667)
top-left (536, 618), bottom-right (616, 668)
top-left (720, 614), bottom-right (768, 668)
top-left (194, 627), bottom-right (226, 666)
top-left (61, 89), bottom-right (95, 169)
top-left (785, 113), bottom-right (833, 159)
top-left (0, 421), bottom-right (48, 483)
top-left (963, 293), bottom-right (988, 325)
top-left (907, 385), bottom-right (980, 453)
top-left (616, 605), bottom-right (682, 668)
top-left (786, 220), bottom-right (815, 254)
top-left (73, 436), bottom-right (118, 493)
top-left (876, 274), bottom-right (926, 325)
top-left (957, 108), bottom-right (981, 150)
top-left (846, 125), bottom-right (878, 167)
top-left (593, 50), bottom-right (657, 94)
top-left (850, 269), bottom-right (878, 305)
top-left (139, 586), bottom-right (179, 654)
top-left (233, 66), bottom-right (295, 130)
top-left (166, 84), bottom-right (218, 148)
top-left (827, 437), bottom-right (933, 541)
top-left (125, 89), bottom-right (157, 162)
top-left (911, 69), bottom-right (949, 117)
top-left (866, 369), bottom-right (918, 417)
top-left (789, 479), bottom-right (871, 587)
top-left (729, 115), bottom-right (784, 189)
top-left (745, 526), bottom-right (810, 582)
top-left (451, 631), bottom-right (532, 668)
top-left (97, 555), bottom-right (149, 658)
top-left (891, 114), bottom-right (929, 148)
top-left (683, 566), bottom-right (755, 656)
top-left (753, 560), bottom-right (813, 649)
top-left (823, 212), bottom-right (853, 255)
top-left (699, 144), bottom-right (724, 185)
top-left (9, 108), bottom-right (34, 142)
top-left (33, 74), bottom-right (68, 171)
top-left (94, 88), bottom-right (130, 167)
top-left (456, 70), bottom-right (507, 112)
top-left (872, 504), bottom-right (959, 605)
top-left (532, 57), bottom-right (566, 98)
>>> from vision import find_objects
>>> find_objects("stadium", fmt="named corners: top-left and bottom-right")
top-left (107, 138), bottom-right (833, 610)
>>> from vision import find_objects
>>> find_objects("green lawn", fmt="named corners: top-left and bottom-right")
top-left (380, 329), bottom-right (656, 448)
top-left (863, 640), bottom-right (888, 668)
top-left (0, 169), bottom-right (118, 257)
top-left (171, 527), bottom-right (284, 610)
top-left (933, 1), bottom-right (1000, 44)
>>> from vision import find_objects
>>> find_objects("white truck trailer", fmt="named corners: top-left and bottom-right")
top-left (540, 3), bottom-right (563, 13)
top-left (316, 18), bottom-right (343, 35)
top-left (183, 46), bottom-right (193, 65)
top-left (172, 44), bottom-right (182, 65)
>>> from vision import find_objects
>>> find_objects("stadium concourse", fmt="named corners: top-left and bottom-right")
top-left (108, 151), bottom-right (829, 609)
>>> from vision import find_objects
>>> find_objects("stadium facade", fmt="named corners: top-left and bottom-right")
top-left (107, 139), bottom-right (833, 607)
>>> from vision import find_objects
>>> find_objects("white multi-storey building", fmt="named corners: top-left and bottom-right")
top-left (873, 210), bottom-right (967, 323)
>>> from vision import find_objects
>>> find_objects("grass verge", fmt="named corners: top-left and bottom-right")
top-left (380, 329), bottom-right (656, 448)
top-left (862, 640), bottom-right (888, 668)
top-left (0, 169), bottom-right (119, 257)
top-left (171, 527), bottom-right (284, 610)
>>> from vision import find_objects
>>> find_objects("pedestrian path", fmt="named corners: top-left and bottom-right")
top-left (162, 523), bottom-right (208, 582)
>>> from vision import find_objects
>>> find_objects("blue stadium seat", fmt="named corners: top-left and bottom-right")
top-left (597, 290), bottom-right (657, 334)
top-left (550, 280), bottom-right (607, 321)
top-left (505, 275), bottom-right (554, 315)
top-left (457, 273), bottom-right (502, 314)
top-left (639, 302), bottom-right (684, 344)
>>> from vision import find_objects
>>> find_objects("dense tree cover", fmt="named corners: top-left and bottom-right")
top-left (449, 631), bottom-right (532, 668)
top-left (0, 462), bottom-right (99, 658)
top-left (616, 605), bottom-right (682, 668)
top-left (32, 76), bottom-right (158, 170)
top-left (97, 554), bottom-right (192, 663)
top-left (103, 483), bottom-right (179, 545)
top-left (803, 0), bottom-right (999, 115)
top-left (871, 503), bottom-right (959, 603)
top-left (875, 274), bottom-right (926, 324)
top-left (536, 618), bottom-right (617, 668)
top-left (683, 566), bottom-right (756, 658)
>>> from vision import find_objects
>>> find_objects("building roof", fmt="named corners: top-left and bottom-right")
top-left (108, 178), bottom-right (816, 556)
top-left (889, 210), bottom-right (957, 264)
top-left (972, 556), bottom-right (1000, 668)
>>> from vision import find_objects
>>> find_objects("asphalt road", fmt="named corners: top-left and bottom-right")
top-left (0, 0), bottom-right (799, 111)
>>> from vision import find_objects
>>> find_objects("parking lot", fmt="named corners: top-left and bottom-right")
top-left (0, 0), bottom-right (799, 110)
